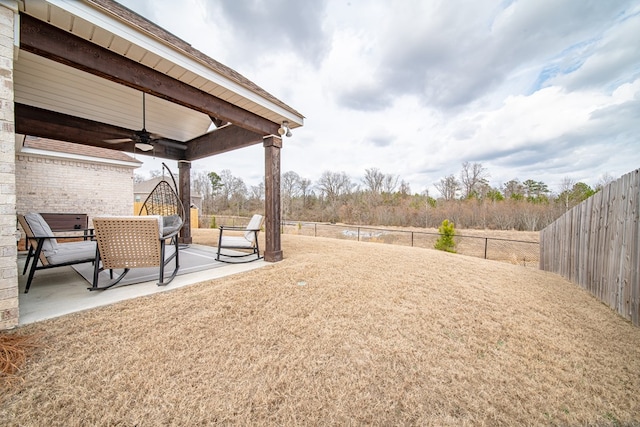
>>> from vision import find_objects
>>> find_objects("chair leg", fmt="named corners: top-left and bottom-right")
top-left (249, 230), bottom-right (260, 259)
top-left (23, 245), bottom-right (34, 275)
top-left (25, 259), bottom-right (37, 294)
top-left (216, 228), bottom-right (223, 261)
top-left (24, 240), bottom-right (45, 294)
top-left (158, 236), bottom-right (180, 286)
top-left (90, 248), bottom-right (131, 290)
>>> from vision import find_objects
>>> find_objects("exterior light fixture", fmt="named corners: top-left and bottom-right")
top-left (278, 121), bottom-right (292, 137)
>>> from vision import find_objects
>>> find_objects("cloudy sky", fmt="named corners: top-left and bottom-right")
top-left (119, 0), bottom-right (640, 196)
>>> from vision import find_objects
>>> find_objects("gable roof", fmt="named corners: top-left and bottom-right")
top-left (21, 136), bottom-right (142, 166)
top-left (134, 176), bottom-right (170, 194)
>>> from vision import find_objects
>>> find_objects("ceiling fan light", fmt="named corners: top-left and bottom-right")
top-left (135, 142), bottom-right (154, 152)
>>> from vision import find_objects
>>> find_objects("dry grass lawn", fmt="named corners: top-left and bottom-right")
top-left (2, 229), bottom-right (640, 426)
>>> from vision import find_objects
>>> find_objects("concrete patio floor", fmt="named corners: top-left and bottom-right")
top-left (16, 244), bottom-right (267, 326)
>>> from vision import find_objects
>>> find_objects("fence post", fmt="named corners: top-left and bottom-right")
top-left (314, 223), bottom-right (317, 237)
top-left (484, 238), bottom-right (488, 259)
top-left (411, 232), bottom-right (414, 247)
top-left (357, 227), bottom-right (360, 241)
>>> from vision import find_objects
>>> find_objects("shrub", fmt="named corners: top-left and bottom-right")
top-left (210, 215), bottom-right (217, 229)
top-left (434, 219), bottom-right (457, 253)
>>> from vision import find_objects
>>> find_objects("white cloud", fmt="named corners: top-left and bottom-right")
top-left (119, 0), bottom-right (640, 196)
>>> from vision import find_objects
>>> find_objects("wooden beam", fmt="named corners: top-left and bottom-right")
top-left (19, 14), bottom-right (279, 137)
top-left (185, 125), bottom-right (264, 160)
top-left (178, 161), bottom-right (193, 244)
top-left (15, 103), bottom-right (183, 160)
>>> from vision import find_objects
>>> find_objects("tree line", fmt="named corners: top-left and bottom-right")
top-left (138, 162), bottom-right (615, 231)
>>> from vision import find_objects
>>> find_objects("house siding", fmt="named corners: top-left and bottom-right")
top-left (0, 1), bottom-right (18, 330)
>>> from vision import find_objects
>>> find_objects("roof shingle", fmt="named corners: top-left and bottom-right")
top-left (23, 136), bottom-right (142, 164)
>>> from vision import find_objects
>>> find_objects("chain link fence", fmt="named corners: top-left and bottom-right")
top-left (281, 221), bottom-right (539, 268)
top-left (200, 216), bottom-right (539, 268)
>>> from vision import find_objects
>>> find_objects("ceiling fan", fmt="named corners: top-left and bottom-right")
top-left (104, 92), bottom-right (163, 151)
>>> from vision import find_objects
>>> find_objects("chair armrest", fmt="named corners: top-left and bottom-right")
top-left (30, 234), bottom-right (57, 240)
top-left (48, 227), bottom-right (93, 233)
top-left (52, 234), bottom-right (96, 241)
top-left (32, 231), bottom-right (95, 240)
top-left (219, 226), bottom-right (261, 232)
top-left (161, 228), bottom-right (181, 240)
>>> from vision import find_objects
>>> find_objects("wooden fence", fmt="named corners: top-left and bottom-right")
top-left (540, 168), bottom-right (640, 325)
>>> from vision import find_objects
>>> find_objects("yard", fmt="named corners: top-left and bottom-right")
top-left (1, 229), bottom-right (639, 426)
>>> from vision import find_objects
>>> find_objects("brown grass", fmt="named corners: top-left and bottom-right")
top-left (1, 230), bottom-right (639, 426)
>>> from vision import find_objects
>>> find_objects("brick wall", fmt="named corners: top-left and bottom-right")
top-left (16, 154), bottom-right (136, 225)
top-left (0, 1), bottom-right (18, 330)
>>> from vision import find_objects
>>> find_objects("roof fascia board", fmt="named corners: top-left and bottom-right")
top-left (46, 0), bottom-right (303, 126)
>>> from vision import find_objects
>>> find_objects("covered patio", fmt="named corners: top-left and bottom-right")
top-left (16, 241), bottom-right (267, 325)
top-left (0, 0), bottom-right (304, 329)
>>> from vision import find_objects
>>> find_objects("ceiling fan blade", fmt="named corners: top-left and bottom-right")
top-left (104, 138), bottom-right (133, 143)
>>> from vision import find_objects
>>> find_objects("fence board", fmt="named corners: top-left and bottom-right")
top-left (632, 170), bottom-right (640, 325)
top-left (540, 168), bottom-right (640, 325)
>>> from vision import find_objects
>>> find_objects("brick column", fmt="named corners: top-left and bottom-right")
top-left (0, 1), bottom-right (19, 329)
top-left (263, 135), bottom-right (282, 262)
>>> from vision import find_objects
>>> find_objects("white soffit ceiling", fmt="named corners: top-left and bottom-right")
top-left (20, 0), bottom-right (303, 128)
top-left (14, 50), bottom-right (212, 141)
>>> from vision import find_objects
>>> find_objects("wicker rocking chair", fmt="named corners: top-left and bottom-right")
top-left (90, 216), bottom-right (179, 290)
top-left (90, 163), bottom-right (185, 290)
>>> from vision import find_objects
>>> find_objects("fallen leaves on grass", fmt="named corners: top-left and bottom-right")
top-left (0, 332), bottom-right (42, 387)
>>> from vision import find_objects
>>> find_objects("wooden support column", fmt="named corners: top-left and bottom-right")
top-left (264, 135), bottom-right (283, 262)
top-left (178, 160), bottom-right (192, 244)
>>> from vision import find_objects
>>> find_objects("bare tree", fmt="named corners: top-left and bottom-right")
top-left (435, 175), bottom-right (460, 201)
top-left (317, 171), bottom-right (354, 201)
top-left (382, 173), bottom-right (399, 194)
top-left (299, 178), bottom-right (312, 209)
top-left (398, 180), bottom-right (411, 196)
top-left (460, 161), bottom-right (489, 199)
top-left (363, 168), bottom-right (385, 194)
top-left (282, 171), bottom-right (301, 219)
top-left (249, 182), bottom-right (264, 201)
top-left (317, 171), bottom-right (354, 222)
top-left (596, 172), bottom-right (616, 190)
top-left (559, 177), bottom-right (576, 211)
top-left (219, 169), bottom-right (246, 212)
top-left (282, 171), bottom-right (301, 198)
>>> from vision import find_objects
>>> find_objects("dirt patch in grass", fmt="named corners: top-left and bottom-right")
top-left (1, 230), bottom-right (639, 426)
